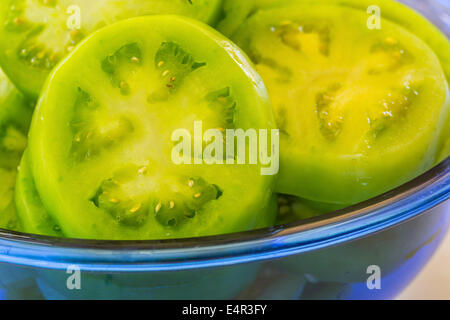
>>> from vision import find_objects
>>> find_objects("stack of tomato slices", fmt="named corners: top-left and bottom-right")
top-left (0, 0), bottom-right (447, 240)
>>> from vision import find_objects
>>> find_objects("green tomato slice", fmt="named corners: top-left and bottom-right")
top-left (29, 16), bottom-right (276, 240)
top-left (231, 4), bottom-right (449, 204)
top-left (0, 0), bottom-right (223, 98)
top-left (15, 150), bottom-right (62, 236)
top-left (0, 68), bottom-right (32, 231)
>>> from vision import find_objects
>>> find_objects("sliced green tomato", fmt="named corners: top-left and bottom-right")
top-left (0, 168), bottom-right (21, 231)
top-left (15, 151), bottom-right (62, 236)
top-left (0, 0), bottom-right (223, 98)
top-left (0, 68), bottom-right (32, 231)
top-left (219, 0), bottom-right (450, 81)
top-left (29, 16), bottom-right (276, 240)
top-left (232, 5), bottom-right (449, 204)
top-left (221, 0), bottom-right (450, 167)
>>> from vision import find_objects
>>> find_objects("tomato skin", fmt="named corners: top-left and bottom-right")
top-left (0, 0), bottom-right (224, 99)
top-left (15, 151), bottom-right (63, 237)
top-left (28, 16), bottom-right (277, 240)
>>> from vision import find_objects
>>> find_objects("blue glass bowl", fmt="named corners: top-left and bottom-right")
top-left (0, 1), bottom-right (449, 300)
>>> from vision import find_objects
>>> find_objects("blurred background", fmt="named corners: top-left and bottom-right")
top-left (398, 231), bottom-right (450, 299)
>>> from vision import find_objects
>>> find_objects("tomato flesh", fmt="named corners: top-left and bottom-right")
top-left (15, 151), bottom-right (62, 236)
top-left (0, 0), bottom-right (223, 98)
